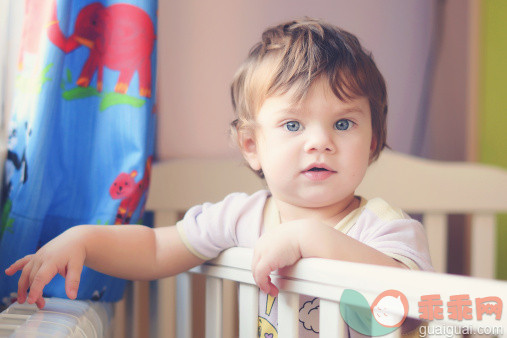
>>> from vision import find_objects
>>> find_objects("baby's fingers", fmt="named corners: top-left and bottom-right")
top-left (27, 264), bottom-right (57, 305)
top-left (35, 297), bottom-right (46, 309)
top-left (264, 276), bottom-right (279, 297)
top-left (253, 260), bottom-right (279, 297)
top-left (65, 257), bottom-right (83, 300)
top-left (17, 260), bottom-right (35, 304)
top-left (5, 255), bottom-right (33, 276)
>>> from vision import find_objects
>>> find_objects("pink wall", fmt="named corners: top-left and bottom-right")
top-left (4, 1), bottom-right (468, 162)
top-left (156, 0), bottom-right (435, 160)
top-left (421, 0), bottom-right (470, 161)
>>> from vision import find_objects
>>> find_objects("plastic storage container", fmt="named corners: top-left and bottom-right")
top-left (0, 298), bottom-right (113, 337)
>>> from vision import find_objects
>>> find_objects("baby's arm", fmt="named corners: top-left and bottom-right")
top-left (5, 225), bottom-right (205, 308)
top-left (252, 220), bottom-right (406, 296)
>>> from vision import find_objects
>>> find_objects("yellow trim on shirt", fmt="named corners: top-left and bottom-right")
top-left (263, 195), bottom-right (421, 270)
top-left (334, 196), bottom-right (367, 233)
top-left (263, 195), bottom-right (368, 234)
top-left (387, 253), bottom-right (421, 270)
top-left (363, 198), bottom-right (407, 222)
top-left (262, 196), bottom-right (280, 233)
top-left (176, 221), bottom-right (213, 261)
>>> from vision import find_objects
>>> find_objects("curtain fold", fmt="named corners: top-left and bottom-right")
top-left (0, 0), bottom-right (157, 305)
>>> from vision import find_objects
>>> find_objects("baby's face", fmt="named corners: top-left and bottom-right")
top-left (242, 77), bottom-right (373, 213)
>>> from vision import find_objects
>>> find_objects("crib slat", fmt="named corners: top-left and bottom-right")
top-left (470, 214), bottom-right (496, 279)
top-left (205, 276), bottom-right (223, 338)
top-left (278, 291), bottom-right (299, 337)
top-left (124, 281), bottom-right (135, 336)
top-left (239, 283), bottom-right (258, 338)
top-left (223, 280), bottom-right (238, 338)
top-left (113, 298), bottom-right (126, 338)
top-left (176, 273), bottom-right (193, 338)
top-left (423, 213), bottom-right (447, 273)
top-left (154, 277), bottom-right (176, 338)
top-left (133, 281), bottom-right (150, 337)
top-left (319, 299), bottom-right (344, 338)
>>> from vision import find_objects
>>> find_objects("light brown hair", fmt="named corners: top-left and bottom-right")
top-left (230, 18), bottom-right (388, 168)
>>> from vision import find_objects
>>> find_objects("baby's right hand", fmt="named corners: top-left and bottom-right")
top-left (4, 227), bottom-right (86, 309)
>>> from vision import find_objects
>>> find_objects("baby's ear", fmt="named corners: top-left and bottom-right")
top-left (369, 135), bottom-right (378, 164)
top-left (237, 129), bottom-right (261, 171)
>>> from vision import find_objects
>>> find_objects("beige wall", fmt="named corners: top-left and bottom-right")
top-left (156, 0), bottom-right (436, 160)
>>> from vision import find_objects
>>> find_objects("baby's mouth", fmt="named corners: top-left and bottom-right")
top-left (302, 164), bottom-right (336, 173)
top-left (301, 165), bottom-right (336, 181)
top-left (307, 167), bottom-right (329, 172)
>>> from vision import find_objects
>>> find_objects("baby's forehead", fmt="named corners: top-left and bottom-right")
top-left (270, 79), bottom-right (368, 106)
top-left (256, 88), bottom-right (370, 119)
top-left (277, 74), bottom-right (365, 101)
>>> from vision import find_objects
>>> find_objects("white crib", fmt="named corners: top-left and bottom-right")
top-left (2, 150), bottom-right (507, 337)
top-left (114, 149), bottom-right (507, 337)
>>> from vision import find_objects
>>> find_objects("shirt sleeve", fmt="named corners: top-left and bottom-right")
top-left (348, 199), bottom-right (434, 272)
top-left (176, 190), bottom-right (268, 260)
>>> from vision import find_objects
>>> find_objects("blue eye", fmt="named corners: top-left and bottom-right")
top-left (334, 119), bottom-right (353, 131)
top-left (284, 121), bottom-right (301, 132)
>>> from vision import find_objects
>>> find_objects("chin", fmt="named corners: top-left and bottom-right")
top-left (297, 193), bottom-right (348, 209)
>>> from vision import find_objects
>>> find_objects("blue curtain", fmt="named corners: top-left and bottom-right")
top-left (0, 0), bottom-right (157, 305)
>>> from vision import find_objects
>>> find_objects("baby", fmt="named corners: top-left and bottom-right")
top-left (6, 18), bottom-right (432, 336)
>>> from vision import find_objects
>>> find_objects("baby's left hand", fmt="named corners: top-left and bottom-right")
top-left (252, 220), bottom-right (307, 296)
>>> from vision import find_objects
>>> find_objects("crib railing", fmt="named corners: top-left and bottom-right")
top-left (114, 247), bottom-right (506, 338)
top-left (3, 248), bottom-right (504, 337)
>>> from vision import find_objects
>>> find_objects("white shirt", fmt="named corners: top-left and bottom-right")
top-left (176, 190), bottom-right (433, 336)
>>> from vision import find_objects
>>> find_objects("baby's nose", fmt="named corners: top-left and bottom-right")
top-left (304, 127), bottom-right (336, 153)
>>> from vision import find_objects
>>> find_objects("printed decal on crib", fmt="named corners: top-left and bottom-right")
top-left (258, 294), bottom-right (278, 337)
top-left (299, 297), bottom-right (319, 333)
top-left (257, 294), bottom-right (327, 336)
top-left (340, 289), bottom-right (409, 336)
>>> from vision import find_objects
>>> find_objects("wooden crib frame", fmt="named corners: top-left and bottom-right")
top-left (114, 150), bottom-right (507, 337)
